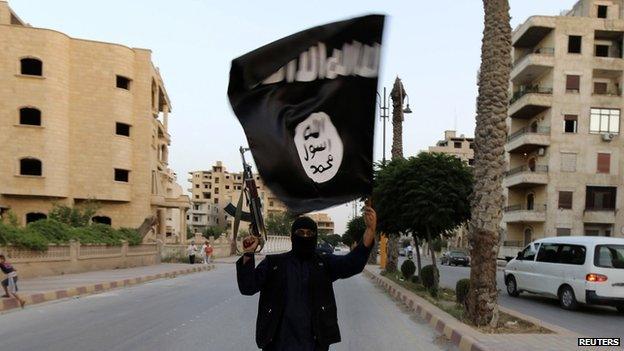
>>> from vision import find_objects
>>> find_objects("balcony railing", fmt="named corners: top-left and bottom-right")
top-left (510, 86), bottom-right (553, 104)
top-left (504, 165), bottom-right (548, 177)
top-left (507, 126), bottom-right (551, 142)
top-left (592, 88), bottom-right (622, 96)
top-left (513, 47), bottom-right (555, 67)
top-left (585, 207), bottom-right (616, 212)
top-left (504, 204), bottom-right (547, 212)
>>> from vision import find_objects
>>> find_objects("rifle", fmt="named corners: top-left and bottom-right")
top-left (226, 146), bottom-right (267, 254)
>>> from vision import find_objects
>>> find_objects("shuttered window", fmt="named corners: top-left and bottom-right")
top-left (566, 75), bottom-right (580, 92)
top-left (597, 153), bottom-right (611, 173)
top-left (594, 82), bottom-right (608, 94)
top-left (558, 191), bottom-right (573, 209)
top-left (561, 153), bottom-right (577, 172)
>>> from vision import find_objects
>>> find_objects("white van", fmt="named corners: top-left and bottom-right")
top-left (504, 236), bottom-right (624, 312)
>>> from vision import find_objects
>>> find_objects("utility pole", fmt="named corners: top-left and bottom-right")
top-left (377, 88), bottom-right (390, 164)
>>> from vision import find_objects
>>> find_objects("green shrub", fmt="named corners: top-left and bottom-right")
top-left (456, 279), bottom-right (470, 305)
top-left (117, 228), bottom-right (141, 246)
top-left (410, 275), bottom-right (420, 284)
top-left (401, 259), bottom-right (416, 280)
top-left (28, 219), bottom-right (72, 243)
top-left (421, 264), bottom-right (440, 296)
top-left (0, 223), bottom-right (48, 251)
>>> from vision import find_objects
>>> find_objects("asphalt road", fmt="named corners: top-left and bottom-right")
top-left (0, 262), bottom-right (451, 351)
top-left (399, 256), bottom-right (624, 339)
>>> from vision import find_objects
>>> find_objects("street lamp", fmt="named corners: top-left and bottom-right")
top-left (376, 88), bottom-right (390, 164)
top-left (403, 94), bottom-right (412, 114)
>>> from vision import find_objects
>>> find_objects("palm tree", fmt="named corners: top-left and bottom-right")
top-left (385, 76), bottom-right (407, 273)
top-left (466, 0), bottom-right (511, 326)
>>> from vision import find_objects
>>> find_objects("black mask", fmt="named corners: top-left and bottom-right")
top-left (291, 234), bottom-right (318, 259)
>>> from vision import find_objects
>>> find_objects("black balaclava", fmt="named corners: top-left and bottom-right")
top-left (291, 216), bottom-right (318, 260)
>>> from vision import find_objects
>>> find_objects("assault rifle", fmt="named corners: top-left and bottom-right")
top-left (225, 147), bottom-right (267, 254)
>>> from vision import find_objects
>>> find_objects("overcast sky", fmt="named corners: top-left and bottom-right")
top-left (10, 0), bottom-right (577, 233)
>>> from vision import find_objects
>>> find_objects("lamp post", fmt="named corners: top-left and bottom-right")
top-left (378, 85), bottom-right (411, 164)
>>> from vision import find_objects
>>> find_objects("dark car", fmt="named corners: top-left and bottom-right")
top-left (441, 251), bottom-right (470, 266)
top-left (317, 241), bottom-right (334, 255)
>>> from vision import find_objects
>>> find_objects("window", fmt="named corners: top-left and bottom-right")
top-left (214, 198), bottom-right (219, 204)
top-left (115, 122), bottom-right (131, 137)
top-left (595, 45), bottom-right (610, 57)
top-left (556, 228), bottom-right (572, 236)
top-left (453, 142), bottom-right (462, 149)
top-left (559, 245), bottom-right (586, 265)
top-left (26, 212), bottom-right (47, 223)
top-left (590, 108), bottom-right (620, 134)
top-left (469, 143), bottom-right (474, 149)
top-left (116, 75), bottom-right (131, 90)
top-left (215, 177), bottom-right (219, 184)
top-left (20, 58), bottom-right (42, 76)
top-left (558, 191), bottom-right (573, 209)
top-left (195, 195), bottom-right (199, 199)
top-left (203, 192), bottom-right (210, 199)
top-left (92, 216), bottom-right (112, 225)
top-left (598, 5), bottom-right (608, 19)
top-left (564, 115), bottom-right (577, 133)
top-left (468, 159), bottom-right (475, 166)
top-left (195, 184), bottom-right (199, 188)
top-left (215, 187), bottom-right (219, 195)
top-left (193, 216), bottom-right (198, 222)
top-left (594, 82), bottom-right (608, 94)
top-left (586, 186), bottom-right (617, 210)
top-left (594, 245), bottom-right (624, 269)
top-left (568, 35), bottom-right (582, 54)
top-left (560, 153), bottom-right (577, 172)
top-left (114, 168), bottom-right (129, 182)
top-left (597, 153), bottom-right (611, 173)
top-left (536, 243), bottom-right (559, 263)
top-left (566, 75), bottom-right (580, 93)
top-left (20, 158), bottom-right (42, 176)
top-left (19, 108), bottom-right (41, 126)
top-left (225, 185), bottom-right (230, 190)
top-left (519, 243), bottom-right (540, 261)
top-left (204, 184), bottom-right (208, 189)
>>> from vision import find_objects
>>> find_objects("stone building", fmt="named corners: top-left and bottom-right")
top-left (308, 213), bottom-right (335, 235)
top-left (188, 161), bottom-right (288, 234)
top-left (503, 0), bottom-right (624, 255)
top-left (0, 1), bottom-right (190, 242)
top-left (428, 130), bottom-right (475, 166)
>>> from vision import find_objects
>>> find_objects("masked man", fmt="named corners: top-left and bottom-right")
top-left (236, 206), bottom-right (376, 351)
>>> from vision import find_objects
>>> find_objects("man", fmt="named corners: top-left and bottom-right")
top-left (0, 254), bottom-right (25, 308)
top-left (237, 205), bottom-right (376, 351)
top-left (187, 241), bottom-right (197, 264)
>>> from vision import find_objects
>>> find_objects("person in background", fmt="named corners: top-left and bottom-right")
top-left (0, 254), bottom-right (26, 308)
top-left (187, 241), bottom-right (197, 264)
top-left (237, 203), bottom-right (377, 351)
top-left (205, 242), bottom-right (214, 264)
top-left (200, 241), bottom-right (208, 264)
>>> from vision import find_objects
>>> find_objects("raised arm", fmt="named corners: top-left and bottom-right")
top-left (325, 205), bottom-right (376, 281)
top-left (236, 237), bottom-right (268, 296)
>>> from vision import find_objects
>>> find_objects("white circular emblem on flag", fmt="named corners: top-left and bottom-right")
top-left (294, 112), bottom-right (344, 183)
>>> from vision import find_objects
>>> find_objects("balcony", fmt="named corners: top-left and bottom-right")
top-left (512, 48), bottom-right (554, 85)
top-left (512, 17), bottom-right (555, 49)
top-left (503, 165), bottom-right (548, 189)
top-left (506, 127), bottom-right (550, 153)
top-left (583, 209), bottom-right (616, 224)
top-left (509, 86), bottom-right (552, 119)
top-left (503, 204), bottom-right (546, 223)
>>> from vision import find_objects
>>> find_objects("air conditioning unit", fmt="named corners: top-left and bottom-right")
top-left (537, 147), bottom-right (545, 156)
top-left (601, 133), bottom-right (614, 142)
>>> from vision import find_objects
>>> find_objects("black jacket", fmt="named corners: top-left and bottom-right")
top-left (236, 242), bottom-right (371, 350)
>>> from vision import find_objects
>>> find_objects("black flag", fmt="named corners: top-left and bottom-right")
top-left (228, 14), bottom-right (385, 214)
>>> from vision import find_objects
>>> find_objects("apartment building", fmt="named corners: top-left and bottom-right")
top-left (503, 0), bottom-right (624, 254)
top-left (0, 1), bottom-right (190, 242)
top-left (428, 130), bottom-right (475, 165)
top-left (188, 161), bottom-right (288, 234)
top-left (308, 213), bottom-right (335, 235)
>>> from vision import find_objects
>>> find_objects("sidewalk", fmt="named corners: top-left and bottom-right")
top-left (1, 263), bottom-right (215, 313)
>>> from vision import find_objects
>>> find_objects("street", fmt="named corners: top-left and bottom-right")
top-left (0, 263), bottom-right (450, 351)
top-left (400, 256), bottom-right (624, 339)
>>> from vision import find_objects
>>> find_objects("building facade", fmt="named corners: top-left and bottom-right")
top-left (308, 213), bottom-right (335, 235)
top-left (0, 1), bottom-right (190, 242)
top-left (188, 161), bottom-right (288, 234)
top-left (503, 0), bottom-right (624, 254)
top-left (428, 130), bottom-right (475, 165)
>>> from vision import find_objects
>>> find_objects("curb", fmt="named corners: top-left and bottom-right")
top-left (1, 264), bottom-right (215, 313)
top-left (363, 267), bottom-right (489, 351)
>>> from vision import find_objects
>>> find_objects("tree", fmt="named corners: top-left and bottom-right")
top-left (203, 225), bottom-right (225, 240)
top-left (466, 0), bottom-right (511, 327)
top-left (319, 233), bottom-right (342, 247)
top-left (342, 216), bottom-right (365, 248)
top-left (265, 212), bottom-right (293, 236)
top-left (374, 153), bottom-right (473, 275)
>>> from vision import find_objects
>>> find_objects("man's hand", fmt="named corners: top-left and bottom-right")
top-left (362, 202), bottom-right (377, 248)
top-left (243, 236), bottom-right (259, 253)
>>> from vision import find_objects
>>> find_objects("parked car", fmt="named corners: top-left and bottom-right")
top-left (504, 236), bottom-right (624, 312)
top-left (317, 241), bottom-right (334, 255)
top-left (441, 251), bottom-right (470, 266)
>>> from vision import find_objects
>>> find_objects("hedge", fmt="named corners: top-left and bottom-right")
top-left (456, 278), bottom-right (470, 305)
top-left (400, 259), bottom-right (416, 280)
top-left (0, 219), bottom-right (141, 251)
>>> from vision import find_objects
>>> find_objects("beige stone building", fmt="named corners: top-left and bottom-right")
top-left (188, 161), bottom-right (288, 234)
top-left (503, 0), bottom-right (624, 255)
top-left (0, 1), bottom-right (190, 242)
top-left (428, 130), bottom-right (475, 165)
top-left (308, 213), bottom-right (335, 235)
